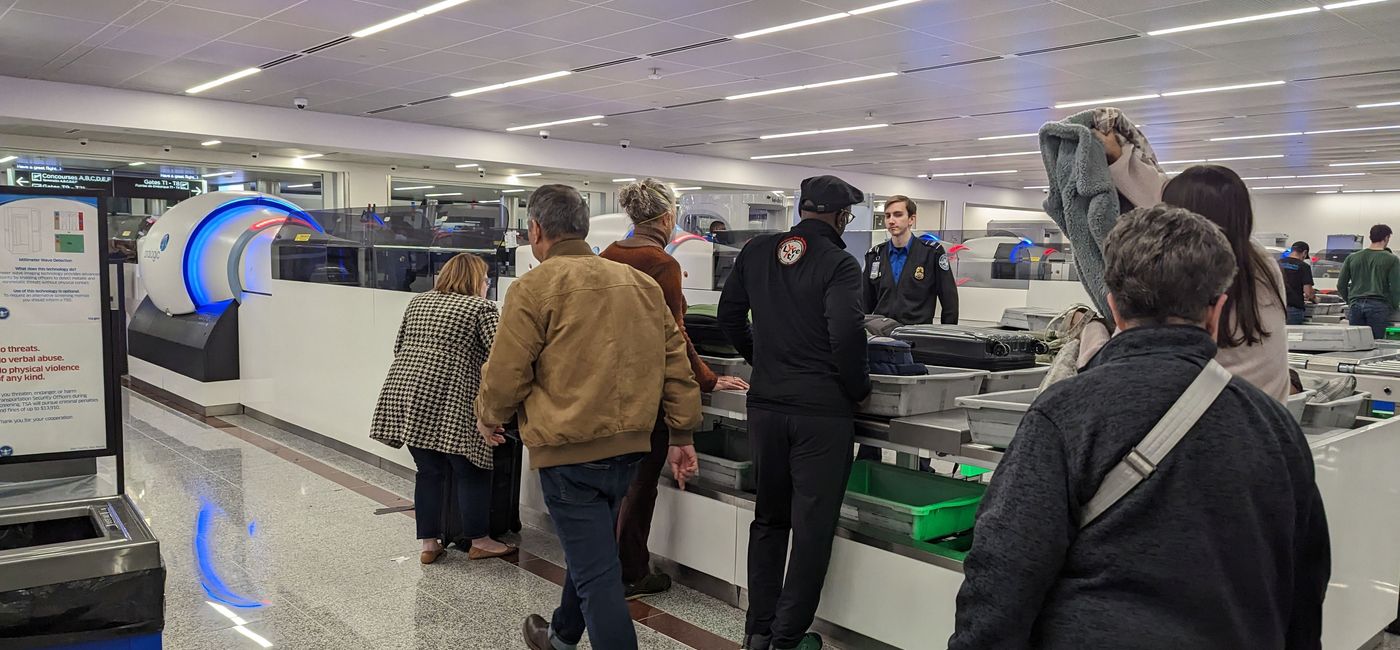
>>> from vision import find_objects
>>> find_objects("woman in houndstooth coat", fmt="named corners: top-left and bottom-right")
top-left (370, 253), bottom-right (517, 564)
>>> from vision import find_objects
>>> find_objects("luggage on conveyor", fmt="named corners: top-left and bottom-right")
top-left (890, 324), bottom-right (1047, 371)
top-left (442, 424), bottom-right (522, 546)
top-left (685, 304), bottom-right (740, 358)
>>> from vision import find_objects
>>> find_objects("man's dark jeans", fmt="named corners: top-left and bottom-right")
top-left (540, 453), bottom-right (643, 650)
top-left (1286, 306), bottom-right (1307, 326)
top-left (1348, 297), bottom-right (1392, 340)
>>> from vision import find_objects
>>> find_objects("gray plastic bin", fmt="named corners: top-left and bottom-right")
top-left (999, 306), bottom-right (1061, 332)
top-left (956, 389), bottom-right (1039, 449)
top-left (665, 426), bottom-right (754, 491)
top-left (700, 355), bottom-right (751, 381)
top-left (1286, 325), bottom-right (1375, 352)
top-left (1285, 390), bottom-right (1314, 424)
top-left (978, 364), bottom-right (1051, 394)
top-left (859, 366), bottom-right (987, 417)
top-left (1301, 391), bottom-right (1369, 429)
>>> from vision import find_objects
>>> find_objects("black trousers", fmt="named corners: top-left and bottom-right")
top-left (746, 407), bottom-right (855, 648)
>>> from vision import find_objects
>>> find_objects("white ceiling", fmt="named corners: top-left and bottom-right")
top-left (4, 0), bottom-right (1400, 192)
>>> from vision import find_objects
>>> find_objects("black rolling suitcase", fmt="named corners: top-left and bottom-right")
top-left (684, 304), bottom-right (741, 358)
top-left (442, 428), bottom-right (523, 548)
top-left (890, 324), bottom-right (1047, 371)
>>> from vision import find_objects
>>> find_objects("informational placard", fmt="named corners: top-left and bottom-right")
top-left (14, 170), bottom-right (114, 193)
top-left (0, 187), bottom-right (116, 461)
top-left (114, 177), bottom-right (205, 201)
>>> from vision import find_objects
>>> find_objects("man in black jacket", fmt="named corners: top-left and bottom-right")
top-left (719, 175), bottom-right (871, 650)
top-left (950, 205), bottom-right (1330, 650)
top-left (862, 195), bottom-right (958, 325)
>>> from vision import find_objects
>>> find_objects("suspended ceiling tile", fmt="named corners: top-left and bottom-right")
top-left (651, 39), bottom-right (788, 68)
top-left (222, 20), bottom-right (344, 52)
top-left (565, 81), bottom-right (661, 102)
top-left (0, 56), bottom-right (51, 77)
top-left (455, 60), bottom-right (556, 84)
top-left (130, 4), bottom-right (259, 40)
top-left (675, 0), bottom-right (842, 36)
top-left (587, 22), bottom-right (728, 56)
top-left (94, 28), bottom-right (214, 59)
top-left (385, 51), bottom-right (498, 76)
top-left (269, 0), bottom-right (404, 33)
top-left (173, 0), bottom-right (309, 20)
top-left (452, 0), bottom-right (593, 30)
top-left (15, 0), bottom-right (148, 23)
top-left (751, 16), bottom-right (905, 52)
top-left (317, 88), bottom-right (433, 113)
top-left (631, 68), bottom-right (753, 92)
top-left (183, 40), bottom-right (296, 67)
top-left (0, 11), bottom-right (107, 60)
top-left (118, 58), bottom-right (244, 92)
top-left (1056, 0), bottom-right (1202, 19)
top-left (514, 6), bottom-right (656, 41)
top-left (597, 0), bottom-right (749, 21)
top-left (1110, 0), bottom-right (1342, 34)
top-left (313, 36), bottom-right (434, 66)
top-left (448, 30), bottom-right (572, 60)
top-left (508, 43), bottom-right (639, 71)
top-left (361, 18), bottom-right (500, 50)
top-left (968, 19), bottom-right (1134, 55)
top-left (714, 50), bottom-right (845, 77)
top-left (339, 64), bottom-right (441, 88)
top-left (67, 47), bottom-right (169, 75)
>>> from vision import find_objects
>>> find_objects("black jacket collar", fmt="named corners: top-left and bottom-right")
top-left (1087, 325), bottom-right (1218, 370)
top-left (793, 218), bottom-right (846, 249)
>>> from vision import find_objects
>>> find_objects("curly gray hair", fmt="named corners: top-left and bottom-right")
top-left (1103, 204), bottom-right (1236, 325)
top-left (618, 178), bottom-right (675, 225)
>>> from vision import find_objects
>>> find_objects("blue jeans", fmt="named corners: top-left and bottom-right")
top-left (1286, 306), bottom-right (1307, 326)
top-left (540, 453), bottom-right (643, 650)
top-left (1349, 298), bottom-right (1392, 340)
top-left (408, 446), bottom-right (490, 541)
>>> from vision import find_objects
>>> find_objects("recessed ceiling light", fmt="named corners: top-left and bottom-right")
top-left (1218, 125), bottom-right (1400, 141)
top-left (201, 171), bottom-right (237, 178)
top-left (1210, 132), bottom-right (1304, 142)
top-left (1250, 184), bottom-right (1344, 190)
top-left (1330, 159), bottom-right (1400, 167)
top-left (1158, 154), bottom-right (1284, 164)
top-left (928, 150), bottom-right (1039, 162)
top-left (1024, 185), bottom-right (1050, 189)
top-left (394, 185), bottom-right (435, 190)
top-left (1241, 173), bottom-right (1366, 180)
top-left (128, 162), bottom-right (146, 166)
top-left (1054, 93), bottom-right (1161, 109)
top-left (424, 192), bottom-right (462, 197)
top-left (733, 0), bottom-right (926, 39)
top-left (0, 155), bottom-right (17, 163)
top-left (978, 133), bottom-right (1038, 141)
top-left (612, 178), bottom-right (637, 182)
top-left (726, 72), bottom-right (897, 101)
top-left (349, 0), bottom-right (473, 38)
top-left (760, 124), bottom-right (890, 139)
top-left (506, 115), bottom-right (606, 132)
top-left (1146, 7), bottom-right (1321, 36)
top-left (673, 186), bottom-right (702, 191)
top-left (512, 172), bottom-right (542, 177)
top-left (479, 199), bottom-right (502, 204)
top-left (1357, 100), bottom-right (1400, 108)
top-left (185, 67), bottom-right (260, 94)
top-left (750, 148), bottom-right (854, 160)
top-left (201, 140), bottom-right (222, 146)
top-left (1341, 188), bottom-right (1400, 193)
top-left (286, 183), bottom-right (314, 189)
top-left (849, 0), bottom-right (926, 14)
top-left (454, 163), bottom-right (478, 168)
top-left (296, 153), bottom-right (324, 160)
top-left (1161, 81), bottom-right (1286, 97)
top-left (920, 170), bottom-right (1018, 178)
top-left (501, 189), bottom-right (526, 193)
top-left (1324, 0), bottom-right (1390, 9)
top-left (451, 71), bottom-right (571, 98)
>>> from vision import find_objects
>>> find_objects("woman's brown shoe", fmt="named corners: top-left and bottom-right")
top-left (420, 548), bottom-right (445, 564)
top-left (468, 543), bottom-right (519, 560)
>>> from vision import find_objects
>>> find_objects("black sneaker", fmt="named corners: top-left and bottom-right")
top-left (624, 572), bottom-right (672, 600)
top-left (742, 633), bottom-right (772, 650)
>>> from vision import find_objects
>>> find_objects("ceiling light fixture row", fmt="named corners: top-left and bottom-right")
top-left (920, 170), bottom-right (1018, 178)
top-left (1146, 0), bottom-right (1390, 37)
top-left (750, 148), bottom-right (854, 160)
top-left (733, 0), bottom-right (926, 39)
top-left (928, 150), bottom-right (1039, 162)
top-left (506, 115), bottom-right (606, 132)
top-left (1240, 173), bottom-right (1366, 180)
top-left (1249, 184), bottom-right (1344, 190)
top-left (760, 124), bottom-right (890, 140)
top-left (1212, 124), bottom-right (1400, 141)
top-left (1054, 81), bottom-right (1284, 109)
top-left (1158, 154), bottom-right (1284, 165)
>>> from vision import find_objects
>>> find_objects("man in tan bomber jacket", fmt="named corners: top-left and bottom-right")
top-left (475, 184), bottom-right (702, 650)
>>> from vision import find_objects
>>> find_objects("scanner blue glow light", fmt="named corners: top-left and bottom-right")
top-left (1009, 237), bottom-right (1034, 264)
top-left (183, 196), bottom-right (322, 308)
top-left (195, 500), bottom-right (266, 609)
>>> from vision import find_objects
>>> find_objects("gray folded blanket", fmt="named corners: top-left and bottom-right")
top-left (1039, 110), bottom-right (1120, 318)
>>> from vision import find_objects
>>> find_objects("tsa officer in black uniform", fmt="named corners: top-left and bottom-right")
top-left (718, 175), bottom-right (871, 650)
top-left (862, 195), bottom-right (959, 325)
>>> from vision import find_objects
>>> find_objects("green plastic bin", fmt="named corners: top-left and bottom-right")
top-left (843, 461), bottom-right (985, 541)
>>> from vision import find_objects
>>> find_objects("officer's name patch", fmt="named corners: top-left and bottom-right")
top-left (777, 236), bottom-right (807, 266)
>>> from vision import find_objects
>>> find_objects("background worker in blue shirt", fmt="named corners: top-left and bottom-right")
top-left (1279, 241), bottom-right (1315, 326)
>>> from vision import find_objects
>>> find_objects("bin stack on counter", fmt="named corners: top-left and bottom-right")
top-left (1287, 320), bottom-right (1397, 431)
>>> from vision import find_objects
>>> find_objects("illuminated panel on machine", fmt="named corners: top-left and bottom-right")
top-left (182, 196), bottom-right (323, 308)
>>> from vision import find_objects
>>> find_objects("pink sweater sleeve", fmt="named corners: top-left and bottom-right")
top-left (1108, 144), bottom-right (1168, 210)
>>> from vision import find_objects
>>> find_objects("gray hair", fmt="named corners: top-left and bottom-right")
top-left (527, 184), bottom-right (590, 239)
top-left (1103, 205), bottom-right (1237, 325)
top-left (618, 178), bottom-right (674, 225)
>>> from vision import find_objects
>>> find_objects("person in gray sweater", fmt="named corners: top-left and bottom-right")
top-left (950, 205), bottom-right (1330, 650)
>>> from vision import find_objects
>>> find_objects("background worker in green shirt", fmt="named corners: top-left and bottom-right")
top-left (1337, 224), bottom-right (1400, 339)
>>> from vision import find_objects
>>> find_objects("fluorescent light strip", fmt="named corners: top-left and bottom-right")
top-left (1055, 93), bottom-right (1160, 110)
top-left (512, 172), bottom-right (542, 177)
top-left (1251, 184), bottom-right (1344, 189)
top-left (185, 67), bottom-right (260, 94)
top-left (920, 170), bottom-right (1018, 178)
top-left (455, 163), bottom-right (478, 168)
top-left (1341, 188), bottom-right (1400, 193)
top-left (1024, 185), bottom-right (1050, 190)
top-left (928, 150), bottom-right (1038, 162)
top-left (350, 0), bottom-right (472, 38)
top-left (1158, 154), bottom-right (1284, 164)
top-left (1146, 7), bottom-right (1320, 36)
top-left (506, 115), bottom-right (606, 132)
top-left (451, 71), bottom-right (571, 98)
top-left (1325, 0), bottom-right (1390, 8)
top-left (1330, 160), bottom-right (1400, 167)
top-left (501, 189), bottom-right (525, 193)
top-left (674, 186), bottom-right (702, 191)
top-left (0, 156), bottom-right (16, 163)
top-left (1242, 173), bottom-right (1366, 180)
top-left (128, 162), bottom-right (146, 166)
top-left (760, 123), bottom-right (889, 140)
top-left (612, 178), bottom-right (637, 182)
top-left (726, 72), bottom-right (897, 101)
top-left (734, 0), bottom-right (926, 38)
top-left (286, 183), bottom-right (314, 188)
top-left (394, 185), bottom-right (434, 190)
top-left (1212, 132), bottom-right (1303, 141)
top-left (479, 200), bottom-right (501, 204)
top-left (425, 192), bottom-right (462, 197)
top-left (1358, 100), bottom-right (1400, 108)
top-left (201, 140), bottom-right (221, 146)
top-left (1162, 80), bottom-right (1285, 97)
top-left (849, 0), bottom-right (925, 14)
top-left (1212, 125), bottom-right (1400, 142)
top-left (201, 171), bottom-right (236, 178)
top-left (750, 148), bottom-right (853, 160)
top-left (974, 131), bottom-right (1041, 140)
top-left (296, 153), bottom-right (324, 160)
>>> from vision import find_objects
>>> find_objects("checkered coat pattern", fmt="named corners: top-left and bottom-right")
top-left (370, 290), bottom-right (499, 469)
